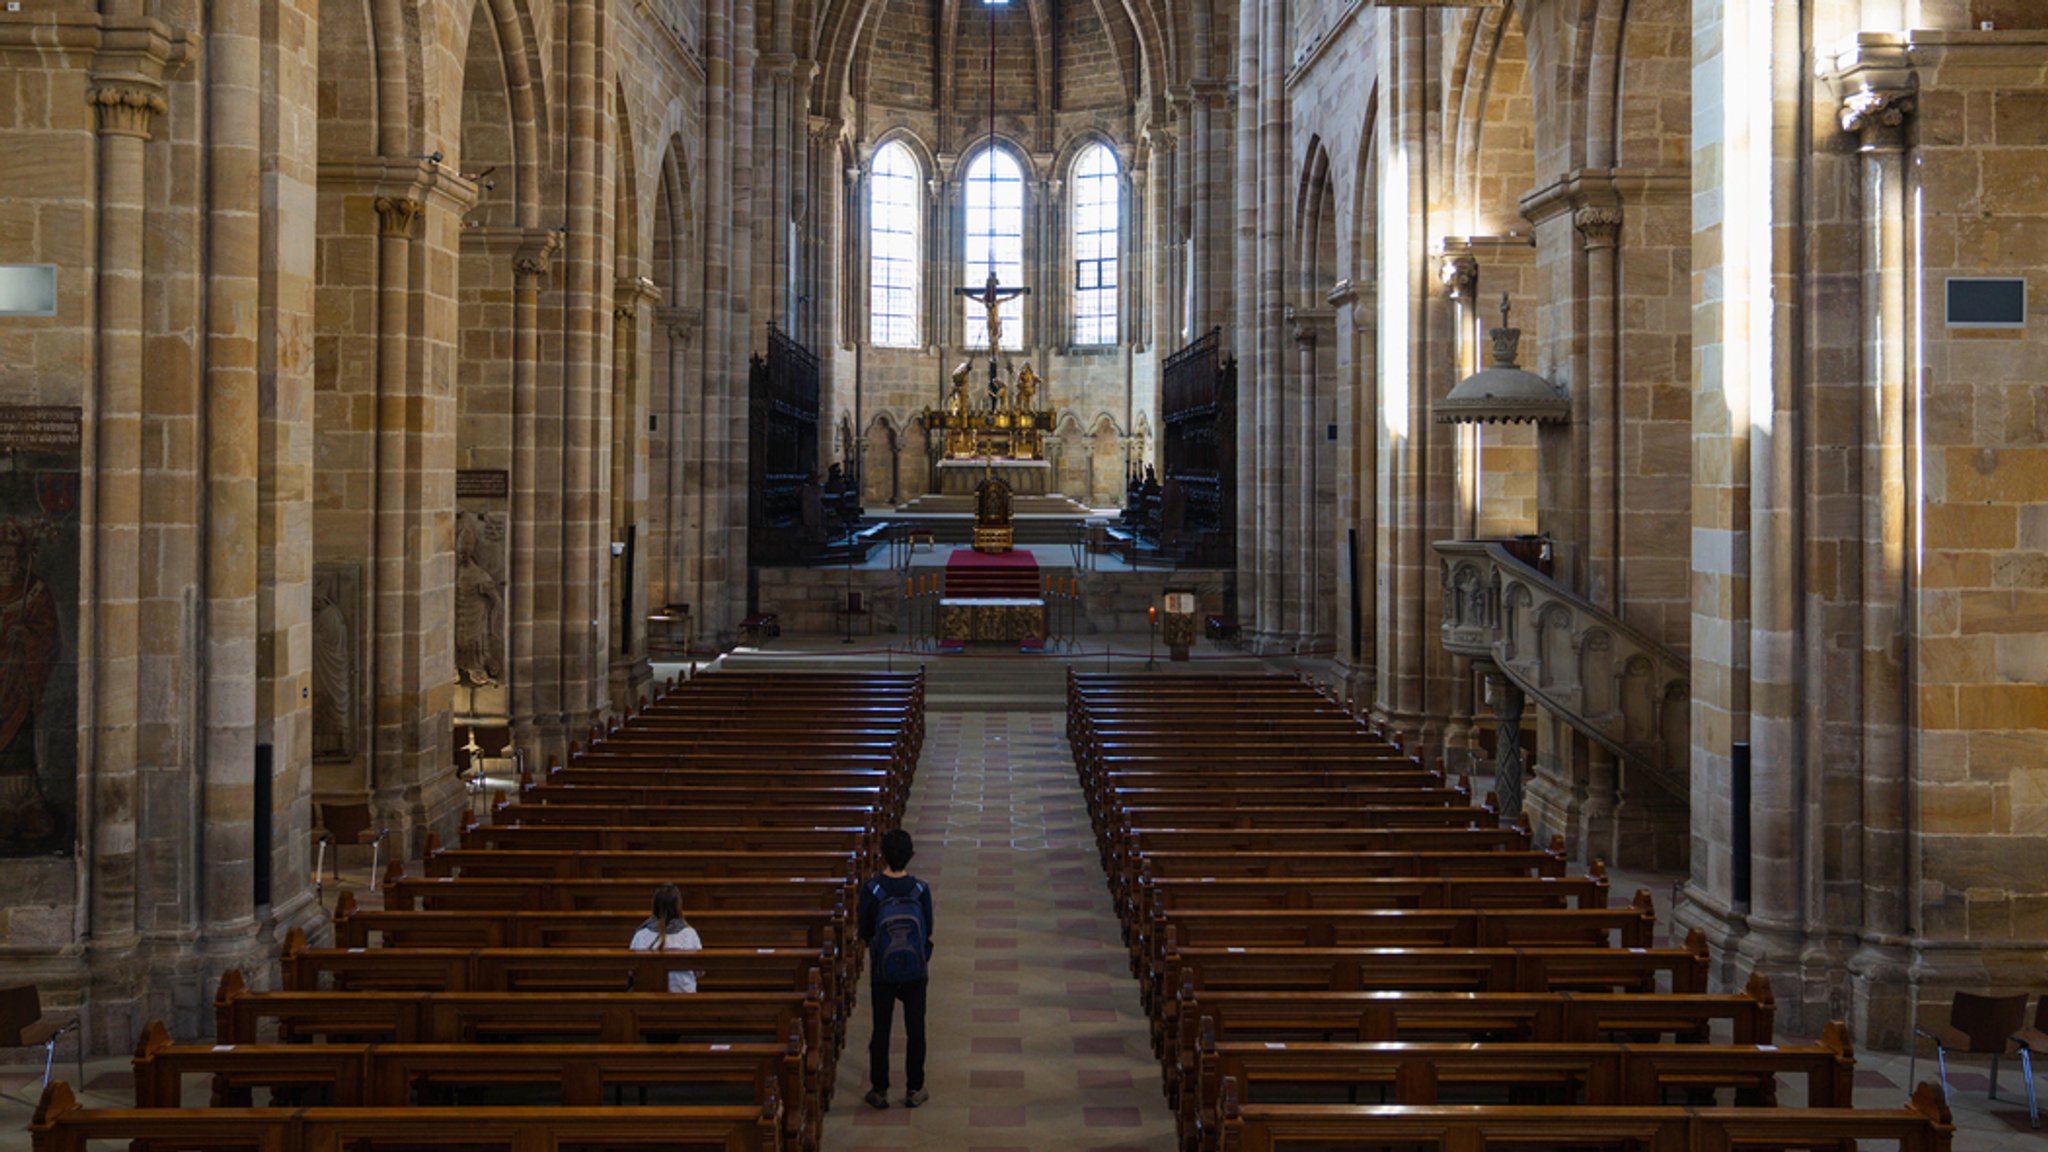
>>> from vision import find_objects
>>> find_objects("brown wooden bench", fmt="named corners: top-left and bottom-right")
top-left (132, 1020), bottom-right (815, 1150)
top-left (1212, 1086), bottom-right (1954, 1152)
top-left (332, 896), bottom-right (846, 955)
top-left (420, 847), bottom-right (861, 881)
top-left (383, 872), bottom-right (855, 914)
top-left (1151, 938), bottom-right (1712, 1049)
top-left (1186, 1023), bottom-right (1862, 1151)
top-left (456, 823), bottom-right (877, 859)
top-left (32, 1081), bottom-right (785, 1152)
top-left (213, 973), bottom-right (829, 1080)
top-left (1166, 974), bottom-right (1781, 1107)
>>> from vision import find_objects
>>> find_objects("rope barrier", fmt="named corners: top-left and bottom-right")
top-left (656, 643), bottom-right (1341, 664)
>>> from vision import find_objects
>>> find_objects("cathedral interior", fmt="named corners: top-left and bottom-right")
top-left (1, 0), bottom-right (2046, 1144)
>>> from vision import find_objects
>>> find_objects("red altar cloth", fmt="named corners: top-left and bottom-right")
top-left (944, 549), bottom-right (1042, 599)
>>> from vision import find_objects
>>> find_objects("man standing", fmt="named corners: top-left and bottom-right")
top-left (858, 827), bottom-right (934, 1109)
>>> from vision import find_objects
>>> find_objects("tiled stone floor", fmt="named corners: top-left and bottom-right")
top-left (824, 709), bottom-right (1178, 1152)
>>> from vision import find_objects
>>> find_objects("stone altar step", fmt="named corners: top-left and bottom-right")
top-left (891, 492), bottom-right (1097, 517)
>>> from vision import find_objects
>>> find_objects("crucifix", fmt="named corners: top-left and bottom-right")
top-left (954, 270), bottom-right (1030, 410)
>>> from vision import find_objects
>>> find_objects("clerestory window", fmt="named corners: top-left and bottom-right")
top-left (963, 147), bottom-right (1025, 351)
top-left (1071, 143), bottom-right (1119, 346)
top-left (869, 141), bottom-right (921, 348)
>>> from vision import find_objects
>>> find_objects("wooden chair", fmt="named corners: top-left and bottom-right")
top-left (0, 984), bottom-right (80, 1090)
top-left (1909, 990), bottom-right (2028, 1102)
top-left (314, 801), bottom-right (389, 900)
top-left (2012, 995), bottom-right (2048, 1129)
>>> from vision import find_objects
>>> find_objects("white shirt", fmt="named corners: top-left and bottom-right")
top-left (629, 924), bottom-right (703, 993)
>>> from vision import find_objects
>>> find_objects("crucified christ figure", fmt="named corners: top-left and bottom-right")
top-left (954, 272), bottom-right (1030, 411)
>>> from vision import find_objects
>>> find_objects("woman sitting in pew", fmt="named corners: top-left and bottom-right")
top-left (629, 883), bottom-right (703, 992)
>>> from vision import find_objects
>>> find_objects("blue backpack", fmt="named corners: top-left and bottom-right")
top-left (873, 880), bottom-right (929, 982)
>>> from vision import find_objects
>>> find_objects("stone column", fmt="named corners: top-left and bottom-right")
top-left (1574, 204), bottom-right (1624, 859)
top-left (510, 237), bottom-right (556, 758)
top-left (1841, 81), bottom-right (1916, 1031)
top-left (85, 76), bottom-right (165, 1046)
top-left (1233, 0), bottom-right (1259, 637)
top-left (203, 0), bottom-right (263, 951)
top-left (1437, 251), bottom-right (1480, 765)
top-left (369, 194), bottom-right (422, 821)
top-left (610, 276), bottom-right (661, 710)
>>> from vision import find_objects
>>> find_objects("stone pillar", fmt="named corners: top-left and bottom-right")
top-left (510, 237), bottom-right (556, 759)
top-left (1841, 80), bottom-right (1916, 1039)
top-left (1437, 251), bottom-right (1480, 767)
top-left (203, 0), bottom-right (263, 956)
top-left (369, 193), bottom-right (422, 823)
top-left (85, 75), bottom-right (166, 1048)
top-left (1233, 0), bottom-right (1259, 638)
top-left (1574, 204), bottom-right (1625, 860)
top-left (610, 276), bottom-right (661, 711)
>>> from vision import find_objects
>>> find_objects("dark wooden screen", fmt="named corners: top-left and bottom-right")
top-left (748, 322), bottom-right (821, 565)
top-left (1154, 326), bottom-right (1237, 567)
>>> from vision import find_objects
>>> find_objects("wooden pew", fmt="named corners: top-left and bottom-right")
top-left (331, 895), bottom-right (845, 955)
top-left (420, 847), bottom-right (860, 881)
top-left (213, 973), bottom-right (829, 1083)
top-left (133, 1022), bottom-right (815, 1151)
top-left (1150, 938), bottom-right (1712, 1048)
top-left (382, 872), bottom-right (855, 914)
top-left (1213, 1087), bottom-right (1954, 1152)
top-left (1165, 974), bottom-right (1781, 1107)
top-left (279, 938), bottom-right (842, 1047)
top-left (1186, 1023), bottom-right (1862, 1151)
top-left (456, 822), bottom-right (876, 859)
top-left (32, 1082), bottom-right (785, 1152)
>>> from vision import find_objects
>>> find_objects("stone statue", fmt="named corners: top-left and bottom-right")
top-left (454, 511), bottom-right (507, 688)
top-left (1015, 362), bottom-right (1040, 413)
top-left (948, 361), bottom-right (973, 418)
top-left (311, 564), bottom-right (357, 760)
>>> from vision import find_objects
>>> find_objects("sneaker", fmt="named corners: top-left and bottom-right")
top-left (864, 1089), bottom-right (890, 1110)
top-left (904, 1088), bottom-right (929, 1108)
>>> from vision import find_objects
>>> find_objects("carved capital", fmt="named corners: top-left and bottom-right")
top-left (1438, 253), bottom-right (1479, 303)
top-left (1840, 88), bottom-right (1915, 152)
top-left (374, 196), bottom-right (425, 238)
top-left (89, 85), bottom-right (166, 140)
top-left (1573, 206), bottom-right (1623, 250)
top-left (515, 253), bottom-right (552, 283)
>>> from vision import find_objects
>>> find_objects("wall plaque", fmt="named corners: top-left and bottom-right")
top-left (1946, 277), bottom-right (2027, 328)
top-left (0, 265), bottom-right (58, 317)
top-left (457, 469), bottom-right (510, 499)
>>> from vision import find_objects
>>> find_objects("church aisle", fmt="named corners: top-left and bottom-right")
top-left (825, 710), bottom-right (1176, 1152)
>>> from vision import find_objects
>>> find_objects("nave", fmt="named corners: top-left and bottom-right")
top-left (826, 708), bottom-right (1176, 1151)
top-left (4, 654), bottom-right (2036, 1151)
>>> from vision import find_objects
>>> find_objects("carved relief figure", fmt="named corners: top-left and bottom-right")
top-left (311, 564), bottom-right (359, 761)
top-left (0, 433), bottom-right (81, 858)
top-left (0, 517), bottom-right (60, 846)
top-left (455, 511), bottom-right (508, 688)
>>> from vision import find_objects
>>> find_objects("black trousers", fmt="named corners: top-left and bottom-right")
top-left (867, 977), bottom-right (929, 1094)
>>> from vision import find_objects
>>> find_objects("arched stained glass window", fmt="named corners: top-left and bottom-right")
top-left (870, 142), bottom-right (921, 347)
top-left (963, 147), bottom-right (1025, 350)
top-left (1071, 144), bottom-right (1119, 346)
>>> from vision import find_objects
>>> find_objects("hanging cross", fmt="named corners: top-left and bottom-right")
top-left (955, 271), bottom-right (1031, 408)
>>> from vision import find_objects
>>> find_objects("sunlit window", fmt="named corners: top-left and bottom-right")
top-left (963, 147), bottom-right (1025, 350)
top-left (869, 142), bottom-right (921, 347)
top-left (1072, 144), bottom-right (1119, 346)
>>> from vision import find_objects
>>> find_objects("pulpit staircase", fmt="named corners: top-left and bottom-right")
top-left (1433, 540), bottom-right (1691, 803)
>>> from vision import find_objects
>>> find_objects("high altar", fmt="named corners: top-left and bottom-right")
top-left (924, 273), bottom-right (1059, 496)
